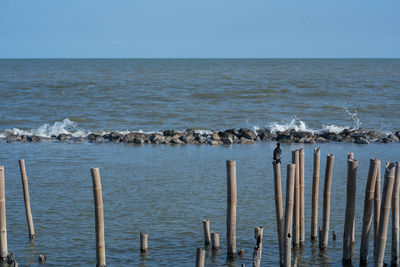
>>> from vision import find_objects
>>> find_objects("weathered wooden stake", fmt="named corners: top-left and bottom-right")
top-left (203, 220), bottom-right (211, 246)
top-left (292, 149), bottom-right (300, 247)
top-left (226, 160), bottom-right (237, 258)
top-left (374, 162), bottom-right (396, 267)
top-left (347, 152), bottom-right (356, 244)
top-left (140, 232), bottom-right (148, 253)
top-left (375, 160), bottom-right (382, 259)
top-left (91, 167), bottom-right (106, 267)
top-left (252, 226), bottom-right (263, 267)
top-left (284, 164), bottom-right (296, 267)
top-left (299, 148), bottom-right (305, 245)
top-left (342, 159), bottom-right (358, 264)
top-left (359, 158), bottom-right (380, 266)
top-left (195, 248), bottom-right (205, 267)
top-left (319, 154), bottom-right (334, 250)
top-left (392, 162), bottom-right (400, 266)
top-left (0, 166), bottom-right (8, 261)
top-left (273, 161), bottom-right (284, 265)
top-left (18, 159), bottom-right (35, 239)
top-left (311, 147), bottom-right (320, 241)
top-left (211, 232), bottom-right (220, 250)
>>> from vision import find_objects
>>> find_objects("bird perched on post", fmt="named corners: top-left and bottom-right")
top-left (273, 143), bottom-right (281, 164)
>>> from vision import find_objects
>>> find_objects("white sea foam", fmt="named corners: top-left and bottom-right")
top-left (321, 125), bottom-right (349, 134)
top-left (267, 118), bottom-right (316, 134)
top-left (194, 129), bottom-right (213, 135)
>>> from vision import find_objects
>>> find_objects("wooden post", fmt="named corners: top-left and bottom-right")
top-left (211, 232), bottom-right (220, 250)
top-left (0, 166), bottom-right (8, 261)
top-left (195, 248), bottom-right (205, 267)
top-left (226, 160), bottom-right (237, 257)
top-left (319, 154), bottom-right (334, 250)
top-left (273, 161), bottom-right (284, 265)
top-left (299, 148), bottom-right (305, 245)
top-left (392, 162), bottom-right (400, 266)
top-left (359, 158), bottom-right (380, 266)
top-left (374, 162), bottom-right (396, 267)
top-left (311, 147), bottom-right (320, 241)
top-left (284, 164), bottom-right (296, 267)
top-left (203, 220), bottom-right (211, 246)
top-left (18, 159), bottom-right (36, 239)
top-left (342, 159), bottom-right (358, 264)
top-left (347, 153), bottom-right (356, 244)
top-left (91, 167), bottom-right (106, 267)
top-left (140, 232), bottom-right (148, 253)
top-left (375, 160), bottom-right (381, 259)
top-left (292, 149), bottom-right (300, 247)
top-left (252, 227), bottom-right (263, 267)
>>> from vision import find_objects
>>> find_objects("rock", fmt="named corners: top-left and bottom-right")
top-left (38, 254), bottom-right (47, 263)
top-left (320, 132), bottom-right (341, 141)
top-left (87, 133), bottom-right (104, 143)
top-left (276, 133), bottom-right (293, 142)
top-left (303, 137), bottom-right (316, 144)
top-left (179, 135), bottom-right (193, 144)
top-left (149, 133), bottom-right (165, 144)
top-left (163, 130), bottom-right (176, 137)
top-left (354, 137), bottom-right (370, 144)
top-left (341, 136), bottom-right (355, 143)
top-left (238, 249), bottom-right (245, 257)
top-left (105, 132), bottom-right (124, 142)
top-left (211, 132), bottom-right (220, 141)
top-left (7, 251), bottom-right (16, 264)
top-left (395, 131), bottom-right (400, 139)
top-left (170, 137), bottom-right (183, 144)
top-left (239, 137), bottom-right (254, 144)
top-left (225, 129), bottom-right (240, 137)
top-left (315, 137), bottom-right (328, 143)
top-left (239, 128), bottom-right (257, 140)
top-left (6, 135), bottom-right (21, 142)
top-left (368, 130), bottom-right (382, 140)
top-left (221, 137), bottom-right (233, 145)
top-left (257, 129), bottom-right (274, 141)
top-left (56, 134), bottom-right (73, 141)
top-left (341, 128), bottom-right (351, 135)
top-left (387, 133), bottom-right (399, 142)
top-left (133, 138), bottom-right (145, 144)
top-left (209, 140), bottom-right (220, 145)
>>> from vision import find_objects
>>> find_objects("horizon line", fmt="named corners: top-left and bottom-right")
top-left (1, 57), bottom-right (400, 60)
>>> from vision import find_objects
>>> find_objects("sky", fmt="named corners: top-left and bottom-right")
top-left (1, 0), bottom-right (399, 58)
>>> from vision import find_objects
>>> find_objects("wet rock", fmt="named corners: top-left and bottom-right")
top-left (239, 128), bottom-right (257, 140)
top-left (239, 137), bottom-right (254, 144)
top-left (87, 133), bottom-right (104, 143)
top-left (179, 135), bottom-right (193, 144)
top-left (354, 137), bottom-right (370, 144)
top-left (321, 132), bottom-right (341, 141)
top-left (6, 251), bottom-right (16, 265)
top-left (170, 137), bottom-right (183, 144)
top-left (395, 131), bottom-right (400, 139)
top-left (341, 128), bottom-right (351, 135)
top-left (275, 133), bottom-right (293, 142)
top-left (5, 135), bottom-right (21, 143)
top-left (38, 254), bottom-right (47, 263)
top-left (211, 132), bottom-right (220, 141)
top-left (387, 133), bottom-right (399, 142)
top-left (149, 133), bottom-right (165, 144)
top-left (221, 136), bottom-right (233, 145)
top-left (298, 136), bottom-right (315, 144)
top-left (341, 136), bottom-right (355, 143)
top-left (20, 135), bottom-right (29, 142)
top-left (57, 134), bottom-right (73, 141)
top-left (256, 129), bottom-right (274, 141)
top-left (163, 130), bottom-right (177, 137)
top-left (315, 137), bottom-right (328, 143)
top-left (350, 130), bottom-right (367, 139)
top-left (105, 132), bottom-right (124, 142)
top-left (123, 133), bottom-right (147, 143)
top-left (367, 130), bottom-right (382, 140)
top-left (225, 129), bottom-right (240, 137)
top-left (209, 140), bottom-right (220, 145)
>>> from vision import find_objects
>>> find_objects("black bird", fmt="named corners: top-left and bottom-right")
top-left (273, 143), bottom-right (281, 163)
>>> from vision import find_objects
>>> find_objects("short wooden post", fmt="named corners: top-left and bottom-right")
top-left (226, 160), bottom-right (237, 257)
top-left (196, 248), bottom-right (205, 267)
top-left (374, 162), bottom-right (396, 267)
top-left (284, 164), bottom-right (296, 267)
top-left (359, 158), bottom-right (380, 266)
top-left (392, 162), bottom-right (400, 266)
top-left (342, 159), bottom-right (358, 264)
top-left (347, 153), bottom-right (356, 244)
top-left (273, 161), bottom-right (284, 265)
top-left (140, 232), bottom-right (148, 253)
top-left (0, 166), bottom-right (8, 261)
top-left (211, 232), bottom-right (220, 250)
top-left (375, 160), bottom-right (382, 259)
top-left (252, 226), bottom-right (263, 267)
top-left (319, 154), bottom-right (334, 250)
top-left (18, 159), bottom-right (35, 239)
top-left (299, 148), bottom-right (305, 245)
top-left (311, 147), bottom-right (320, 241)
top-left (292, 150), bottom-right (300, 247)
top-left (203, 220), bottom-right (211, 246)
top-left (91, 167), bottom-right (106, 267)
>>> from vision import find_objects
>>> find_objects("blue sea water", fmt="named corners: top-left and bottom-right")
top-left (0, 59), bottom-right (399, 266)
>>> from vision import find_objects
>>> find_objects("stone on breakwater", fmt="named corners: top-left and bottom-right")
top-left (56, 134), bottom-right (73, 141)
top-left (354, 137), bottom-right (370, 144)
top-left (238, 128), bottom-right (257, 140)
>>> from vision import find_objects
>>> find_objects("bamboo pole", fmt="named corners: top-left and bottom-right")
top-left (359, 158), bottom-right (380, 266)
top-left (252, 226), bottom-right (263, 267)
top-left (18, 159), bottom-right (35, 239)
top-left (0, 166), bottom-right (8, 261)
top-left (347, 153), bottom-right (356, 244)
top-left (311, 147), bottom-right (320, 241)
top-left (375, 160), bottom-right (382, 259)
top-left (284, 164), bottom-right (296, 267)
top-left (392, 162), bottom-right (400, 266)
top-left (140, 232), bottom-right (148, 253)
top-left (211, 232), bottom-right (220, 250)
top-left (342, 159), bottom-right (358, 264)
top-left (226, 160), bottom-right (237, 258)
top-left (273, 161), bottom-right (284, 265)
top-left (203, 220), bottom-right (211, 246)
top-left (319, 154), bottom-right (334, 250)
top-left (292, 149), bottom-right (300, 247)
top-left (91, 167), bottom-right (106, 267)
top-left (374, 162), bottom-right (396, 267)
top-left (299, 148), bottom-right (305, 245)
top-left (196, 248), bottom-right (205, 267)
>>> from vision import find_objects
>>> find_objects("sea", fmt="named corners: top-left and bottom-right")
top-left (0, 59), bottom-right (399, 266)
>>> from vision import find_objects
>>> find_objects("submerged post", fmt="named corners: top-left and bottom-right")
top-left (273, 161), bottom-right (284, 265)
top-left (299, 148), bottom-right (305, 245)
top-left (360, 158), bottom-right (380, 266)
top-left (284, 164), bottom-right (296, 267)
top-left (18, 159), bottom-right (36, 239)
top-left (292, 149), bottom-right (300, 247)
top-left (392, 162), bottom-right (400, 266)
top-left (311, 147), bottom-right (320, 241)
top-left (140, 232), bottom-right (148, 253)
top-left (319, 154), bottom-right (334, 250)
top-left (211, 232), bottom-right (220, 250)
top-left (91, 167), bottom-right (106, 267)
top-left (0, 166), bottom-right (8, 261)
top-left (226, 160), bottom-right (237, 258)
top-left (374, 162), bottom-right (396, 267)
top-left (203, 220), bottom-right (211, 246)
top-left (342, 159), bottom-right (358, 264)
top-left (252, 226), bottom-right (263, 267)
top-left (195, 248), bottom-right (205, 267)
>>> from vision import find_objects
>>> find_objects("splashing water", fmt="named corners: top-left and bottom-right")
top-left (344, 104), bottom-right (361, 130)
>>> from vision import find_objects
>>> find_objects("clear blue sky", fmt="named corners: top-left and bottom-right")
top-left (1, 0), bottom-right (399, 58)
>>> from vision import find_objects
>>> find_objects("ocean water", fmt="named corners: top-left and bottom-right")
top-left (0, 59), bottom-right (400, 266)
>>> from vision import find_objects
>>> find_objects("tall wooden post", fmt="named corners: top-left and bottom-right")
top-left (347, 153), bottom-right (356, 244)
top-left (392, 162), bottom-right (400, 266)
top-left (375, 160), bottom-right (381, 259)
top-left (0, 166), bottom-right (8, 261)
top-left (18, 159), bottom-right (35, 239)
top-left (319, 154), bottom-right (334, 250)
top-left (374, 163), bottom-right (396, 267)
top-left (203, 220), bottom-right (211, 246)
top-left (299, 148), bottom-right (305, 245)
top-left (252, 226), bottom-right (263, 267)
top-left (284, 164), bottom-right (296, 267)
top-left (273, 161), bottom-right (284, 265)
top-left (359, 158), bottom-right (380, 266)
top-left (311, 147), bottom-right (320, 241)
top-left (342, 159), bottom-right (358, 264)
top-left (292, 150), bottom-right (300, 247)
top-left (91, 167), bottom-right (106, 267)
top-left (226, 160), bottom-right (237, 257)
top-left (140, 232), bottom-right (148, 253)
top-left (196, 248), bottom-right (205, 267)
